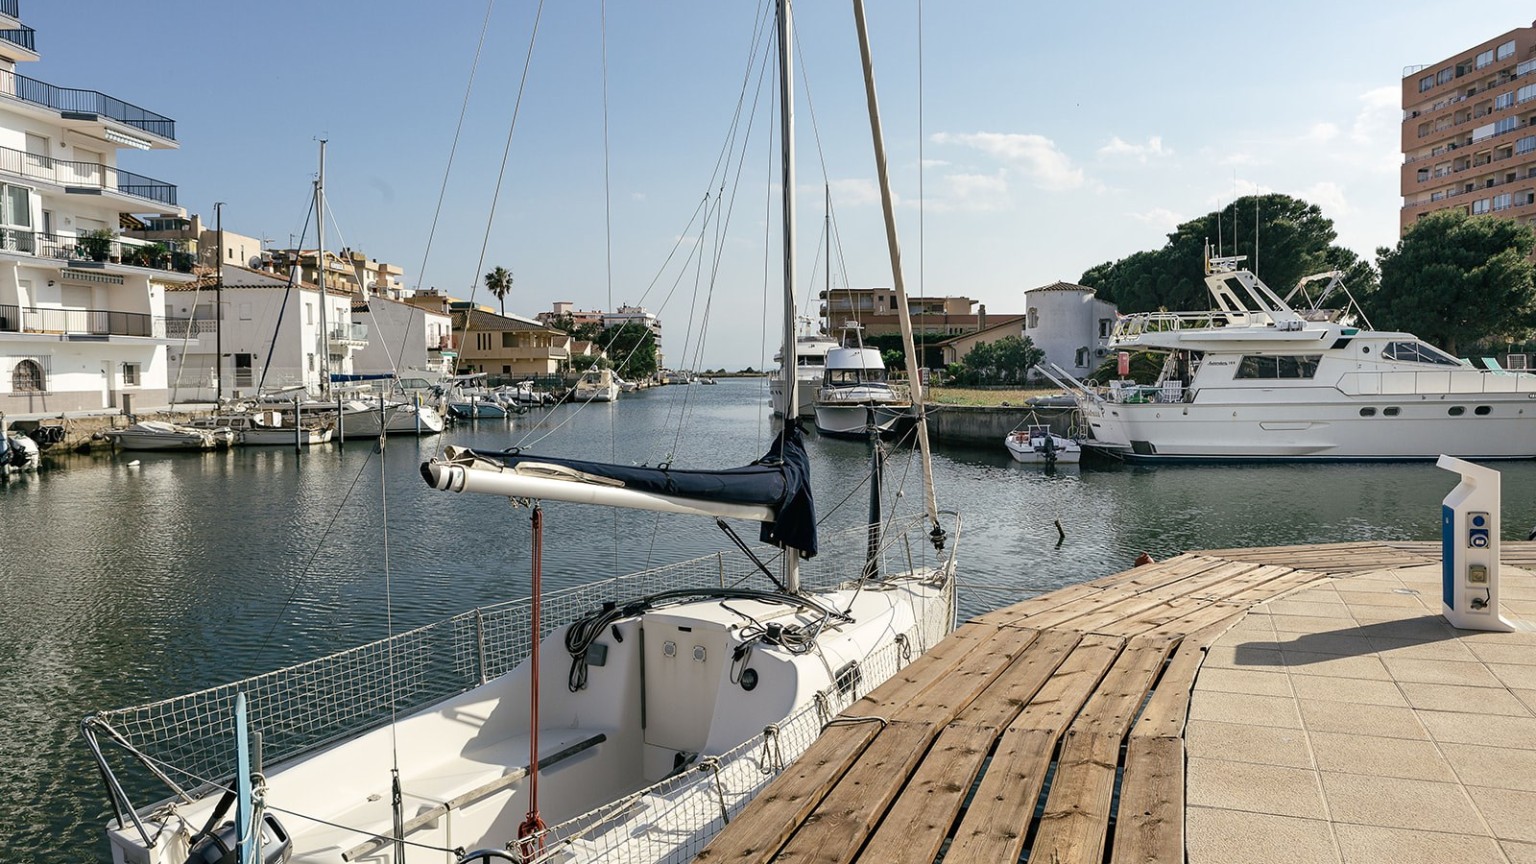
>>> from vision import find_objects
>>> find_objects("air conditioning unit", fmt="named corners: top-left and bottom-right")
top-left (1507, 353), bottom-right (1529, 370)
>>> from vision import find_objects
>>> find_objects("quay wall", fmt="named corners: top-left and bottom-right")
top-left (922, 404), bottom-right (1079, 448)
top-left (5, 410), bottom-right (210, 453)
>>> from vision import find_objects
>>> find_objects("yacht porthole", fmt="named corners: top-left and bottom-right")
top-left (1475, 406), bottom-right (1491, 416)
top-left (1448, 406), bottom-right (1465, 416)
top-left (1384, 407), bottom-right (1401, 416)
top-left (1360, 407), bottom-right (1377, 417)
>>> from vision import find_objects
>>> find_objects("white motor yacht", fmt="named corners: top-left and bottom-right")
top-left (104, 420), bottom-right (233, 451)
top-left (1050, 252), bottom-right (1536, 461)
top-left (573, 368), bottom-right (620, 402)
top-left (770, 324), bottom-right (839, 418)
top-left (812, 325), bottom-right (911, 438)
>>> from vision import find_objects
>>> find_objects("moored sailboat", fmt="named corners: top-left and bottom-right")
top-left (79, 4), bottom-right (956, 864)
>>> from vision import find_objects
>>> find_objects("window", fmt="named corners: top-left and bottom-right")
top-left (1027, 307), bottom-right (1038, 329)
top-left (1075, 347), bottom-right (1089, 367)
top-left (476, 333), bottom-right (492, 350)
top-left (1477, 49), bottom-right (1495, 69)
top-left (1098, 318), bottom-right (1112, 338)
top-left (1420, 75), bottom-right (1435, 93)
top-left (1359, 407), bottom-right (1377, 417)
top-left (1438, 67), bottom-right (1455, 85)
top-left (1381, 341), bottom-right (1461, 365)
top-left (1475, 405), bottom-right (1492, 415)
top-left (1519, 83), bottom-right (1536, 103)
top-left (1499, 40), bottom-right (1517, 61)
top-left (1495, 116), bottom-right (1519, 135)
top-left (11, 358), bottom-right (43, 391)
top-left (305, 303), bottom-right (313, 325)
top-left (501, 332), bottom-right (515, 348)
top-left (1473, 198), bottom-right (1491, 214)
top-left (121, 362), bottom-right (140, 386)
top-left (1235, 355), bottom-right (1323, 379)
top-left (1384, 407), bottom-right (1401, 416)
top-left (1497, 92), bottom-right (1515, 110)
top-left (1449, 406), bottom-right (1466, 416)
top-left (1494, 192), bottom-right (1512, 210)
top-left (1, 183), bottom-right (33, 251)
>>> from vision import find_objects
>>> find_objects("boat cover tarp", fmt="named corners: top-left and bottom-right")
top-left (330, 373), bottom-right (398, 382)
top-left (459, 422), bottom-right (817, 557)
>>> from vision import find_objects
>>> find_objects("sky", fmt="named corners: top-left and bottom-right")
top-left (23, 1), bottom-right (1536, 369)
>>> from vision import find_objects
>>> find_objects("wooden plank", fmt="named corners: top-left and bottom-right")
top-left (704, 627), bottom-right (1052, 863)
top-left (1020, 562), bottom-right (1262, 633)
top-left (1026, 636), bottom-right (1175, 864)
top-left (1110, 734), bottom-right (1183, 864)
top-left (1131, 616), bottom-right (1241, 741)
top-left (889, 627), bottom-right (1041, 724)
top-left (971, 555), bottom-right (1221, 627)
top-left (1027, 730), bottom-right (1124, 864)
top-left (1220, 567), bottom-right (1332, 605)
top-left (695, 724), bottom-right (882, 863)
top-left (1111, 616), bottom-right (1245, 864)
top-left (771, 720), bottom-right (937, 864)
top-left (855, 631), bottom-right (1081, 864)
top-left (844, 622), bottom-right (994, 717)
top-left (1187, 564), bottom-right (1295, 601)
top-left (1143, 603), bottom-right (1248, 639)
top-left (942, 637), bottom-right (1125, 864)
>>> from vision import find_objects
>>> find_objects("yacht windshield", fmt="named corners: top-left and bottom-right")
top-left (1382, 341), bottom-right (1461, 366)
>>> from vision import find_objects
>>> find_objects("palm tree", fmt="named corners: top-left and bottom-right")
top-left (484, 266), bottom-right (513, 316)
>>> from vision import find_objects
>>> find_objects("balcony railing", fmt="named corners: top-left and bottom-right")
top-left (162, 318), bottom-right (217, 339)
top-left (0, 1), bottom-right (21, 19)
top-left (0, 68), bottom-right (175, 141)
top-left (0, 303), bottom-right (160, 338)
top-left (0, 228), bottom-right (195, 272)
top-left (0, 25), bottom-right (33, 52)
top-left (0, 141), bottom-right (177, 205)
top-left (329, 323), bottom-right (369, 342)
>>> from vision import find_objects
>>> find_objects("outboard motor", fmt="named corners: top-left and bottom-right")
top-left (184, 814), bottom-right (292, 864)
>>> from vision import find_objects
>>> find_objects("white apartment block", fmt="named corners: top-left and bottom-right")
top-left (0, 2), bottom-right (195, 416)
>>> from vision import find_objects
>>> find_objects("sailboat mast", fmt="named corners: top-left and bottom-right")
top-left (316, 139), bottom-right (331, 399)
top-left (851, 0), bottom-right (941, 538)
top-left (777, 0), bottom-right (800, 593)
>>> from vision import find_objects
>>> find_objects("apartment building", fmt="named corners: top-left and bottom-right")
top-left (1401, 20), bottom-right (1536, 233)
top-left (452, 307), bottom-right (573, 377)
top-left (0, 2), bottom-right (195, 416)
top-left (164, 265), bottom-right (367, 401)
top-left (819, 287), bottom-right (984, 338)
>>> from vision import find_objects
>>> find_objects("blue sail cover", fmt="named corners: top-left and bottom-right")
top-left (456, 422), bottom-right (817, 558)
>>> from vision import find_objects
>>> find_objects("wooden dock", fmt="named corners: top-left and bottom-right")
top-left (698, 540), bottom-right (1536, 864)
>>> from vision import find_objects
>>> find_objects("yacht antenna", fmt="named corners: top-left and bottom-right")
top-left (776, 0), bottom-right (800, 592)
top-left (852, 0), bottom-right (942, 545)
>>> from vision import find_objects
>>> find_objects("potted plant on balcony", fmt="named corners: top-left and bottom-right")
top-left (81, 229), bottom-right (115, 262)
top-left (128, 243), bottom-right (170, 269)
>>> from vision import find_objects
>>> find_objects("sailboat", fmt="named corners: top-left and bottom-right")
top-left (80, 4), bottom-right (955, 863)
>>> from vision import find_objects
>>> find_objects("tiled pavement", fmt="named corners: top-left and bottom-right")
top-left (1186, 563), bottom-right (1536, 864)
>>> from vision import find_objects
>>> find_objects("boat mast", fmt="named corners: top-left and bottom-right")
top-left (316, 139), bottom-right (331, 399)
top-left (777, 0), bottom-right (800, 593)
top-left (851, 0), bottom-right (942, 541)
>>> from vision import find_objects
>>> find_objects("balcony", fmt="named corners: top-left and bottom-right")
top-left (0, 68), bottom-right (175, 142)
top-left (0, 2), bottom-right (21, 19)
top-left (0, 228), bottom-right (195, 271)
top-left (163, 318), bottom-right (216, 340)
top-left (0, 25), bottom-right (33, 53)
top-left (329, 322), bottom-right (369, 344)
top-left (0, 142), bottom-right (176, 205)
top-left (0, 303), bottom-right (161, 338)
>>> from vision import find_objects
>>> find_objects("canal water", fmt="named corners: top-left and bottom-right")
top-left (4, 377), bottom-right (1534, 861)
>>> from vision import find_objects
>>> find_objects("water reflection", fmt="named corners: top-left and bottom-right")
top-left (3, 378), bottom-right (1534, 860)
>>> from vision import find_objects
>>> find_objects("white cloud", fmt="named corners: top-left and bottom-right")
top-left (1218, 151), bottom-right (1264, 167)
top-left (1098, 135), bottom-right (1172, 162)
top-left (1302, 122), bottom-right (1340, 144)
top-left (1301, 180), bottom-right (1350, 217)
top-left (927, 171), bottom-right (1010, 213)
top-left (1129, 207), bottom-right (1183, 231)
top-left (920, 158), bottom-right (951, 169)
top-left (823, 177), bottom-right (887, 208)
top-left (931, 131), bottom-right (1086, 191)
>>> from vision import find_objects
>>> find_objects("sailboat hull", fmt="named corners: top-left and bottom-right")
top-left (96, 550), bottom-right (954, 864)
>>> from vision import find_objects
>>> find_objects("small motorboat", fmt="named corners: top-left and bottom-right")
top-left (0, 431), bottom-right (39, 476)
top-left (1005, 424), bottom-right (1081, 465)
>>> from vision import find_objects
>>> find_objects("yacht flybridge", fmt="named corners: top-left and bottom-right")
top-left (1050, 253), bottom-right (1536, 462)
